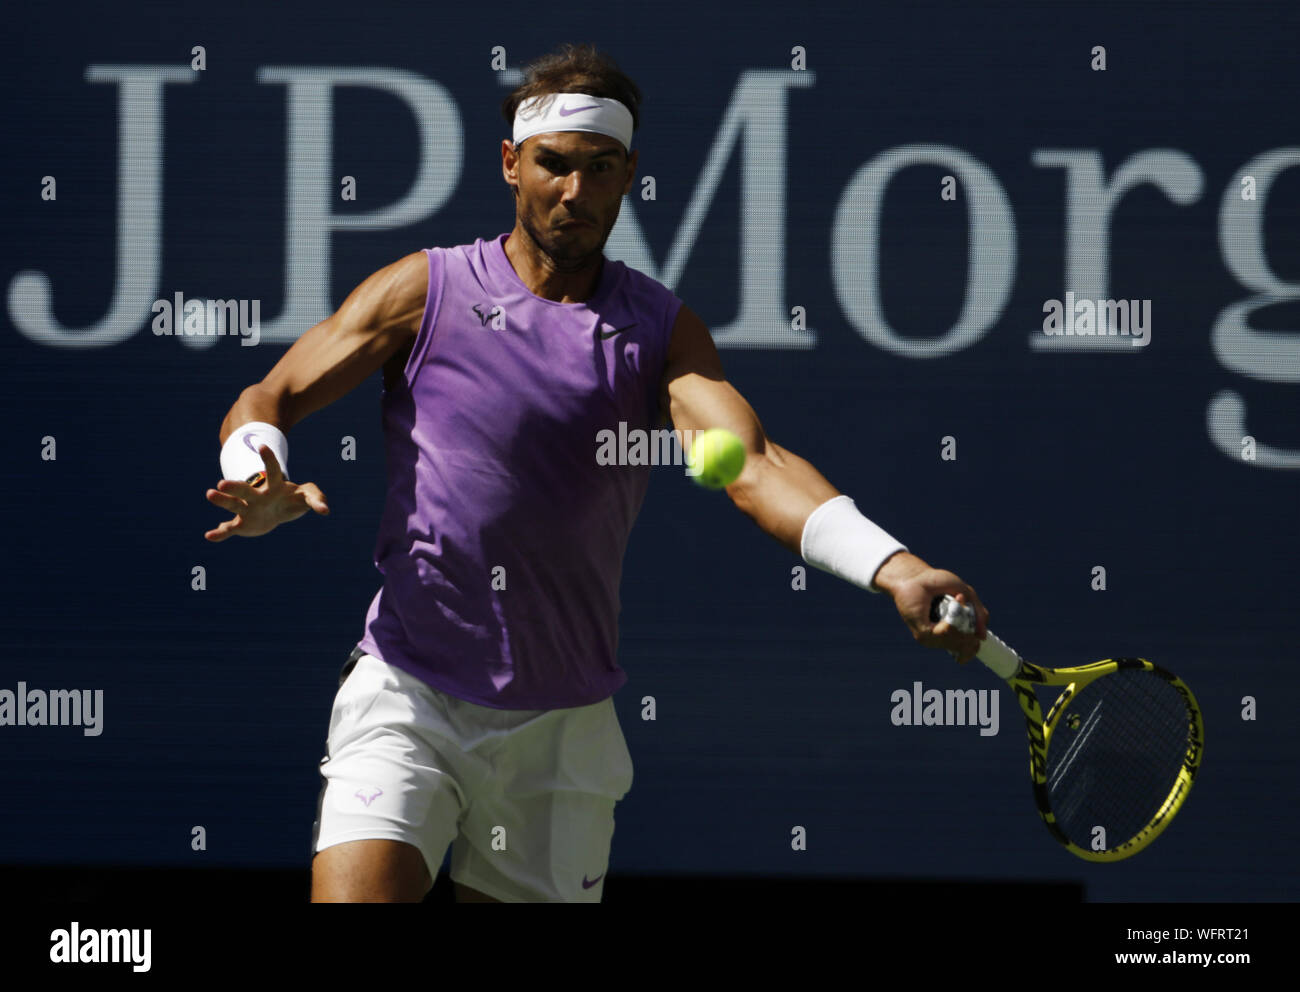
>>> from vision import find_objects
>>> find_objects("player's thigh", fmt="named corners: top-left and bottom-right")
top-left (311, 652), bottom-right (472, 901)
top-left (312, 838), bottom-right (432, 903)
top-left (453, 786), bottom-right (621, 902)
top-left (451, 698), bottom-right (633, 902)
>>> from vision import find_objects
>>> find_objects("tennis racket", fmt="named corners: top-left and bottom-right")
top-left (931, 594), bottom-right (1203, 862)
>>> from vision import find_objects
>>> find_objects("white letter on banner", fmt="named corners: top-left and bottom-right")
top-left (603, 70), bottom-right (817, 348)
top-left (832, 144), bottom-right (1014, 359)
top-left (254, 67), bottom-right (462, 344)
top-left (1031, 149), bottom-right (1201, 351)
top-left (7, 66), bottom-right (196, 348)
top-left (1207, 147), bottom-right (1300, 469)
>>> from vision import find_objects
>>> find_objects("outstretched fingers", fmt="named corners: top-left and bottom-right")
top-left (204, 517), bottom-right (243, 542)
top-left (218, 477), bottom-right (261, 497)
top-left (259, 444), bottom-right (285, 487)
top-left (206, 486), bottom-right (248, 513)
top-left (295, 482), bottom-right (330, 515)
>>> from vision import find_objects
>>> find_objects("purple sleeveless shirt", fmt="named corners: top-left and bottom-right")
top-left (356, 232), bottom-right (683, 709)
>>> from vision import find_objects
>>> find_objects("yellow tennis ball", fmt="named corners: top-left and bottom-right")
top-left (688, 428), bottom-right (746, 489)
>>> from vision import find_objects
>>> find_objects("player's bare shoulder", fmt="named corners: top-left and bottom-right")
top-left (664, 305), bottom-right (724, 379)
top-left (657, 304), bottom-right (725, 419)
top-left (366, 250), bottom-right (430, 387)
top-left (257, 251), bottom-right (433, 426)
top-left (357, 249), bottom-right (430, 340)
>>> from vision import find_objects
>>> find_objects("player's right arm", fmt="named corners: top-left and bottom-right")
top-left (204, 250), bottom-right (429, 542)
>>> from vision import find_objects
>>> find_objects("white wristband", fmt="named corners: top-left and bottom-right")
top-left (221, 421), bottom-right (289, 482)
top-left (800, 495), bottom-right (907, 594)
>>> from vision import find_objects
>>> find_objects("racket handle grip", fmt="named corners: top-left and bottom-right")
top-left (931, 594), bottom-right (1023, 679)
top-left (975, 630), bottom-right (1023, 679)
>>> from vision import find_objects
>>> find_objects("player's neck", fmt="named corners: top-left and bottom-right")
top-left (504, 227), bottom-right (602, 304)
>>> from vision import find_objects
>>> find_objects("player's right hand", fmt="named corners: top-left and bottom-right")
top-left (876, 553), bottom-right (988, 663)
top-left (203, 445), bottom-right (329, 542)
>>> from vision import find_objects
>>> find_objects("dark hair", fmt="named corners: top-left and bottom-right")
top-left (501, 42), bottom-right (641, 152)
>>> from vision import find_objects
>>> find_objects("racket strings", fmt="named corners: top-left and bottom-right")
top-left (1044, 669), bottom-right (1191, 849)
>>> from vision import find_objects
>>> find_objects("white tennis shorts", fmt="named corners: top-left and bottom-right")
top-left (310, 648), bottom-right (634, 902)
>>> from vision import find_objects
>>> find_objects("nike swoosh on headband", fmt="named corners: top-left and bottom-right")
top-left (559, 102), bottom-right (601, 117)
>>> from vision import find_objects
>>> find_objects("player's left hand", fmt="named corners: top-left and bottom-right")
top-left (203, 446), bottom-right (330, 542)
top-left (874, 553), bottom-right (988, 662)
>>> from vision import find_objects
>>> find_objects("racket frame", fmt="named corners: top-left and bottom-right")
top-left (931, 594), bottom-right (1204, 861)
top-left (1007, 657), bottom-right (1204, 862)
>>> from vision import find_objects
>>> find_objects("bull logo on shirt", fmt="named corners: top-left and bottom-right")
top-left (471, 302), bottom-right (505, 327)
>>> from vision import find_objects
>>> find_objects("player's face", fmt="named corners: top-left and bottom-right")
top-left (510, 131), bottom-right (636, 266)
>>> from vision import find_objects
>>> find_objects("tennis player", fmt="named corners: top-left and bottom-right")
top-left (204, 43), bottom-right (989, 903)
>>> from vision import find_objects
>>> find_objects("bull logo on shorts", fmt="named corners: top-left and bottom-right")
top-left (354, 787), bottom-right (383, 807)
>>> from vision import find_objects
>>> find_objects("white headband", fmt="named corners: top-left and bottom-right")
top-left (512, 93), bottom-right (633, 153)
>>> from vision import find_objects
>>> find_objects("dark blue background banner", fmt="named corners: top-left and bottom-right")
top-left (2, 0), bottom-right (1297, 901)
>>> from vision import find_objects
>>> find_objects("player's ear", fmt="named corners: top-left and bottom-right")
top-left (502, 138), bottom-right (521, 185)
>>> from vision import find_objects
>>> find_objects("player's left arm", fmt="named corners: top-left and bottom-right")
top-left (657, 305), bottom-right (837, 554)
top-left (658, 304), bottom-right (988, 659)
